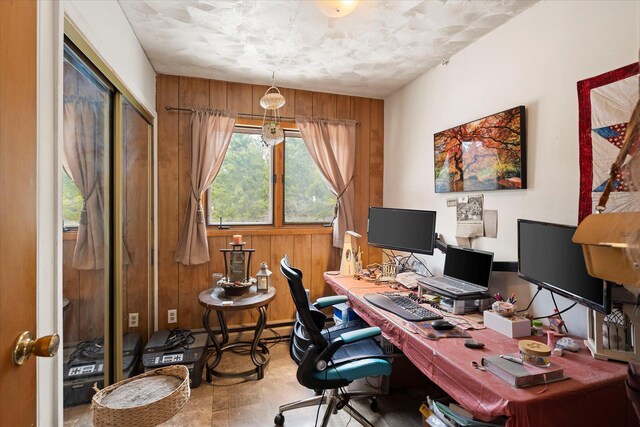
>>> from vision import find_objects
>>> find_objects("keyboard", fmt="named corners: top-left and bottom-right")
top-left (363, 293), bottom-right (442, 322)
top-left (420, 276), bottom-right (483, 295)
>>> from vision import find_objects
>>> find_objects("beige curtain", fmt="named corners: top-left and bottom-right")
top-left (174, 110), bottom-right (237, 265)
top-left (296, 117), bottom-right (357, 248)
top-left (63, 98), bottom-right (106, 270)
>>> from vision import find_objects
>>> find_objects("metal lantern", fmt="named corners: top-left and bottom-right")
top-left (256, 262), bottom-right (272, 292)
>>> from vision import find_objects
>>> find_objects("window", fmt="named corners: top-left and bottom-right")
top-left (208, 128), bottom-right (273, 225)
top-left (284, 133), bottom-right (335, 224)
top-left (62, 171), bottom-right (83, 228)
top-left (206, 127), bottom-right (336, 227)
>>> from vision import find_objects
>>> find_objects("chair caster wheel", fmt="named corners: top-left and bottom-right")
top-left (370, 398), bottom-right (378, 411)
top-left (274, 413), bottom-right (285, 425)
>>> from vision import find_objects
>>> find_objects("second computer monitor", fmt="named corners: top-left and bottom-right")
top-left (517, 219), bottom-right (609, 313)
top-left (367, 207), bottom-right (437, 255)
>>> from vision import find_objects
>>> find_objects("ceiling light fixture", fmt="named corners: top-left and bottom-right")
top-left (260, 73), bottom-right (286, 147)
top-left (315, 0), bottom-right (360, 18)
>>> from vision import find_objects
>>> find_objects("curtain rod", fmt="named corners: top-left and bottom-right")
top-left (164, 106), bottom-right (360, 126)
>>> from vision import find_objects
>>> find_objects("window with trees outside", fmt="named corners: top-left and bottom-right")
top-left (63, 170), bottom-right (83, 228)
top-left (208, 128), bottom-right (272, 225)
top-left (206, 127), bottom-right (335, 226)
top-left (284, 132), bottom-right (335, 224)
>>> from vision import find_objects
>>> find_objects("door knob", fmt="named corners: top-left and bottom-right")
top-left (12, 331), bottom-right (60, 366)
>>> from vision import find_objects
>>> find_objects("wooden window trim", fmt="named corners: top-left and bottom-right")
top-left (206, 225), bottom-right (332, 237)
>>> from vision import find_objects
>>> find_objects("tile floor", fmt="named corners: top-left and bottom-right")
top-left (64, 341), bottom-right (437, 426)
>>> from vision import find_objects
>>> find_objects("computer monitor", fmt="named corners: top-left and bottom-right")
top-left (367, 207), bottom-right (437, 255)
top-left (517, 219), bottom-right (610, 314)
top-left (444, 245), bottom-right (494, 289)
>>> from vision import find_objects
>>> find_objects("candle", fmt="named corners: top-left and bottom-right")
top-left (232, 234), bottom-right (242, 245)
top-left (546, 330), bottom-right (556, 349)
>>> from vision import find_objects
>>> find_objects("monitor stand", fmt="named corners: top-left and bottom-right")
top-left (437, 296), bottom-right (493, 314)
top-left (417, 283), bottom-right (492, 314)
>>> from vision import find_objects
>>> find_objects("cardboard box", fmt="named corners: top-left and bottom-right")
top-left (483, 310), bottom-right (531, 338)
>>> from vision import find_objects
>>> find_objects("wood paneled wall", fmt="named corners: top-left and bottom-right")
top-left (157, 74), bottom-right (384, 331)
top-left (63, 239), bottom-right (103, 342)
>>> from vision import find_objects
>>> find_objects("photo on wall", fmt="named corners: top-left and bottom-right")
top-left (434, 106), bottom-right (527, 193)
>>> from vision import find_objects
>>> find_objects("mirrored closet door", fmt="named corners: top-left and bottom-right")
top-left (62, 37), bottom-right (154, 422)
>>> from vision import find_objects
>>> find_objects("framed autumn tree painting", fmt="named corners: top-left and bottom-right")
top-left (434, 106), bottom-right (527, 193)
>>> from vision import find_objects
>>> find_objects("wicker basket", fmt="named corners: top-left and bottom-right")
top-left (92, 365), bottom-right (191, 427)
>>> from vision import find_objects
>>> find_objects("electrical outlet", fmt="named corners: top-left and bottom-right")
top-left (168, 309), bottom-right (177, 324)
top-left (128, 313), bottom-right (139, 328)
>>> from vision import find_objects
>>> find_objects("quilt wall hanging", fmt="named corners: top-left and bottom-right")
top-left (578, 63), bottom-right (639, 222)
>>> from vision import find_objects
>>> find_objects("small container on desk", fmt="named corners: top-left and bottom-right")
top-left (531, 320), bottom-right (544, 336)
top-left (483, 310), bottom-right (531, 338)
top-left (519, 340), bottom-right (551, 367)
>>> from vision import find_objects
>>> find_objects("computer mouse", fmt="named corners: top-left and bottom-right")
top-left (431, 319), bottom-right (455, 330)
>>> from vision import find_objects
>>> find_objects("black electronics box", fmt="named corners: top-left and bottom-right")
top-left (142, 329), bottom-right (208, 388)
top-left (63, 332), bottom-right (142, 407)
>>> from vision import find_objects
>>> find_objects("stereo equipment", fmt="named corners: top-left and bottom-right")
top-left (142, 329), bottom-right (208, 388)
top-left (63, 332), bottom-right (142, 407)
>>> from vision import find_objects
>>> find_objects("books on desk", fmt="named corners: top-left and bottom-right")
top-left (481, 355), bottom-right (568, 388)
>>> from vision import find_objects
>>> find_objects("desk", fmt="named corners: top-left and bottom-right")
top-left (199, 285), bottom-right (276, 381)
top-left (324, 273), bottom-right (637, 427)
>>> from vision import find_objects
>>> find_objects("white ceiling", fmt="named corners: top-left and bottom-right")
top-left (118, 0), bottom-right (538, 99)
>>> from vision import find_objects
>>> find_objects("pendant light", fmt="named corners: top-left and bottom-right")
top-left (260, 73), bottom-right (286, 147)
top-left (315, 0), bottom-right (360, 18)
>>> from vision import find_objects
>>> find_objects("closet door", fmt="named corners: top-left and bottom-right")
top-left (62, 42), bottom-right (114, 415)
top-left (119, 96), bottom-right (154, 355)
top-left (62, 36), bottom-right (155, 422)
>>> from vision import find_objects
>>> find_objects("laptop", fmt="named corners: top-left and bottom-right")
top-left (419, 246), bottom-right (494, 296)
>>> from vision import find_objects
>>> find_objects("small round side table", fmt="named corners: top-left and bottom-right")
top-left (198, 285), bottom-right (276, 381)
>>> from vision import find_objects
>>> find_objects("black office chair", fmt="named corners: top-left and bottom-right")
top-left (275, 256), bottom-right (392, 427)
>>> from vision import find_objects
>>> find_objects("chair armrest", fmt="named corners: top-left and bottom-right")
top-left (340, 326), bottom-right (381, 344)
top-left (316, 327), bottom-right (382, 367)
top-left (313, 295), bottom-right (348, 309)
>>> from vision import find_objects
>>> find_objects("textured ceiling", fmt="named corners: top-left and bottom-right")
top-left (119, 0), bottom-right (538, 99)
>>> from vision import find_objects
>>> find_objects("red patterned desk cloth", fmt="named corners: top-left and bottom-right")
top-left (324, 273), bottom-right (637, 427)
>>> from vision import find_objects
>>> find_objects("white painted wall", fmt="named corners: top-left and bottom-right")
top-left (384, 0), bottom-right (640, 338)
top-left (63, 0), bottom-right (156, 115)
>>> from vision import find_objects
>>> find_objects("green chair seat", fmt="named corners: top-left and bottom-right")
top-left (313, 358), bottom-right (392, 382)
